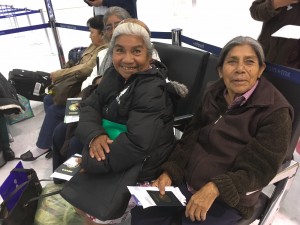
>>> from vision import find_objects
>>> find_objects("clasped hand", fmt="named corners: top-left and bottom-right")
top-left (89, 135), bottom-right (113, 161)
top-left (152, 173), bottom-right (220, 222)
top-left (85, 0), bottom-right (103, 7)
top-left (272, 0), bottom-right (299, 9)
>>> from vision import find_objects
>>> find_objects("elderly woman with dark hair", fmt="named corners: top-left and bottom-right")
top-left (131, 36), bottom-right (293, 225)
top-left (19, 15), bottom-right (107, 161)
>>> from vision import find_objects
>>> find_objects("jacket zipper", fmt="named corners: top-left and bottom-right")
top-left (214, 115), bottom-right (223, 124)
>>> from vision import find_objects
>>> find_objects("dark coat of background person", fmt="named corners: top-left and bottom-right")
top-left (85, 0), bottom-right (138, 18)
top-left (250, 0), bottom-right (300, 69)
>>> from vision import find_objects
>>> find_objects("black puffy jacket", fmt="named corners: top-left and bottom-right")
top-left (75, 60), bottom-right (187, 181)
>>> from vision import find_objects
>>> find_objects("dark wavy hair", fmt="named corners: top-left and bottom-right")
top-left (87, 15), bottom-right (104, 33)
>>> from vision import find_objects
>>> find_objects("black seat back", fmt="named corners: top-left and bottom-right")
top-left (192, 53), bottom-right (220, 112)
top-left (264, 70), bottom-right (300, 161)
top-left (153, 42), bottom-right (210, 117)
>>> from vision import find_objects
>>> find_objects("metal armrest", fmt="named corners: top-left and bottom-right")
top-left (247, 160), bottom-right (299, 195)
top-left (174, 114), bottom-right (193, 125)
top-left (268, 160), bottom-right (299, 185)
top-left (258, 160), bottom-right (299, 225)
top-left (173, 114), bottom-right (193, 140)
top-left (174, 114), bottom-right (193, 122)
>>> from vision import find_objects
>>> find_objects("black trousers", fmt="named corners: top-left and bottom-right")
top-left (131, 184), bottom-right (242, 225)
top-left (52, 122), bottom-right (83, 171)
top-left (0, 113), bottom-right (10, 150)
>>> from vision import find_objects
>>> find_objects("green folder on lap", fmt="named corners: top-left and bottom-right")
top-left (102, 119), bottom-right (127, 140)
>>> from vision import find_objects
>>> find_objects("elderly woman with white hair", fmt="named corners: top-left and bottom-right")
top-left (67, 19), bottom-right (187, 224)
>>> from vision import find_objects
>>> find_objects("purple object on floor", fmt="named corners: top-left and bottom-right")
top-left (0, 161), bottom-right (28, 211)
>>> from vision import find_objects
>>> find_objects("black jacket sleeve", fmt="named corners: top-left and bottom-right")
top-left (80, 75), bottom-right (169, 174)
top-left (250, 0), bottom-right (280, 21)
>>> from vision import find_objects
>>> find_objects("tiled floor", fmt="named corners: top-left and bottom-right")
top-left (1, 0), bottom-right (299, 224)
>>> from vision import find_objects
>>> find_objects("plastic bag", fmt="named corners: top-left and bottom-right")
top-left (34, 183), bottom-right (83, 225)
top-left (5, 94), bottom-right (34, 125)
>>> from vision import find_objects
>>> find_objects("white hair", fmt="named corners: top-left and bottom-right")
top-left (108, 22), bottom-right (153, 57)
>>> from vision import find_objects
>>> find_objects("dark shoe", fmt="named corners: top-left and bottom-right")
top-left (45, 148), bottom-right (53, 159)
top-left (3, 148), bottom-right (15, 161)
top-left (20, 149), bottom-right (50, 161)
top-left (0, 151), bottom-right (7, 168)
top-left (53, 178), bottom-right (66, 185)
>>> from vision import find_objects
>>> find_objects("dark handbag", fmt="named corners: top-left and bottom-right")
top-left (48, 73), bottom-right (87, 106)
top-left (60, 162), bottom-right (142, 221)
top-left (0, 168), bottom-right (42, 225)
top-left (68, 47), bottom-right (87, 67)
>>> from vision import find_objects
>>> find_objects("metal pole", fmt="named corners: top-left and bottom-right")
top-left (192, 0), bottom-right (197, 7)
top-left (11, 7), bottom-right (19, 28)
top-left (172, 28), bottom-right (182, 46)
top-left (44, 0), bottom-right (65, 68)
top-left (26, 9), bottom-right (32, 26)
top-left (39, 9), bottom-right (53, 53)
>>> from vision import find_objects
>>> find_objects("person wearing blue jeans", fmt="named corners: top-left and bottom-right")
top-left (20, 94), bottom-right (65, 161)
top-left (19, 15), bottom-right (107, 161)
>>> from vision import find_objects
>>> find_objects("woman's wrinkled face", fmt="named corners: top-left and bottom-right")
top-left (218, 44), bottom-right (266, 99)
top-left (112, 34), bottom-right (151, 80)
top-left (89, 27), bottom-right (103, 46)
top-left (104, 15), bottom-right (122, 41)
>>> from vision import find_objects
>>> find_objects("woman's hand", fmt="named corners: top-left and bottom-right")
top-left (151, 172), bottom-right (172, 195)
top-left (89, 135), bottom-right (113, 161)
top-left (86, 0), bottom-right (103, 7)
top-left (272, 0), bottom-right (299, 9)
top-left (185, 182), bottom-right (220, 222)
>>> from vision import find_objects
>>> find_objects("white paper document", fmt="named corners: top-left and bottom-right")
top-left (50, 154), bottom-right (82, 181)
top-left (64, 98), bottom-right (81, 124)
top-left (127, 186), bottom-right (186, 208)
top-left (272, 25), bottom-right (300, 39)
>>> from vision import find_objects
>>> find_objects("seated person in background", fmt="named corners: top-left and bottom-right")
top-left (52, 6), bottom-right (132, 172)
top-left (82, 6), bottom-right (159, 90)
top-left (131, 36), bottom-right (293, 225)
top-left (67, 19), bottom-right (187, 224)
top-left (81, 6), bottom-right (131, 90)
top-left (0, 72), bottom-right (24, 166)
top-left (20, 15), bottom-right (107, 161)
top-left (0, 114), bottom-right (14, 167)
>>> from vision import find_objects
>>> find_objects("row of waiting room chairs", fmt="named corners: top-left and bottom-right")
top-left (152, 41), bottom-right (300, 225)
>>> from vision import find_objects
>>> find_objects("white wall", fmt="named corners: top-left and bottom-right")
top-left (1, 0), bottom-right (263, 48)
top-left (0, 0), bottom-right (264, 75)
top-left (137, 0), bottom-right (263, 48)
